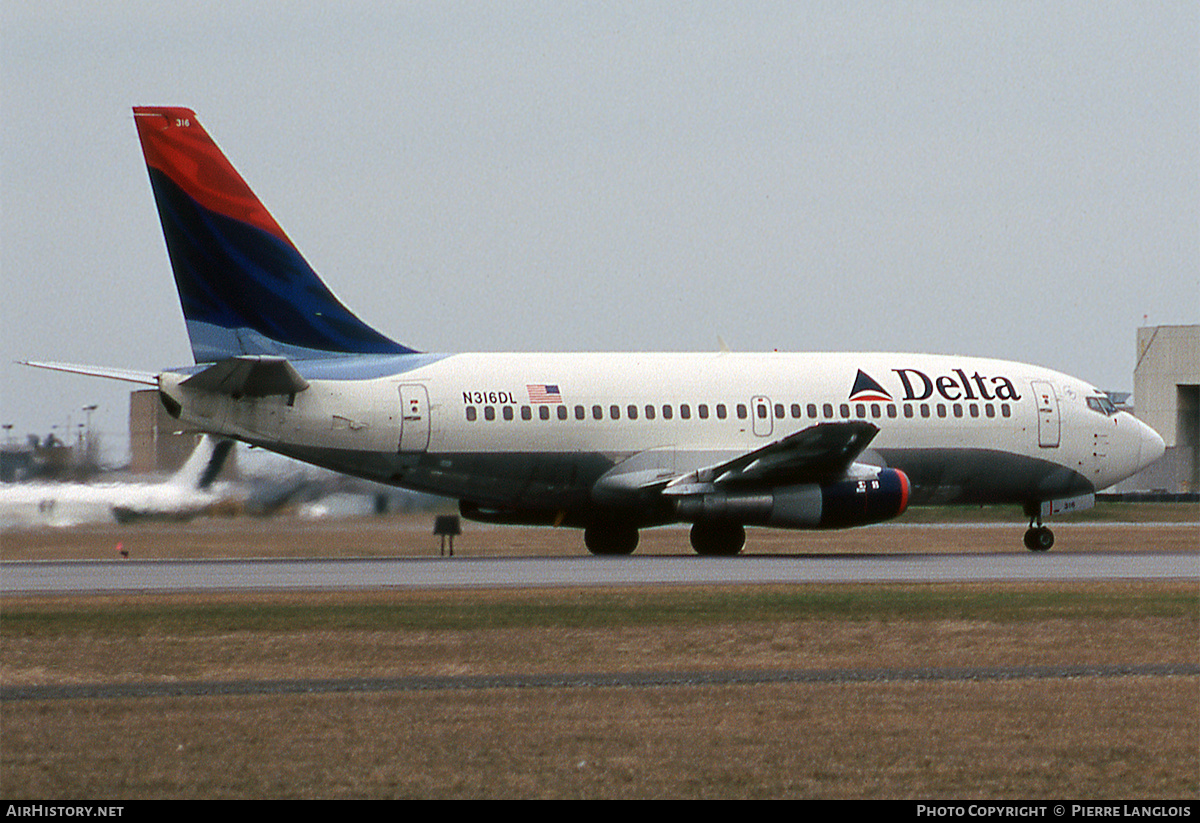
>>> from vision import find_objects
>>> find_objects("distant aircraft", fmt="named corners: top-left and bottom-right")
top-left (23, 107), bottom-right (1165, 553)
top-left (0, 436), bottom-right (233, 529)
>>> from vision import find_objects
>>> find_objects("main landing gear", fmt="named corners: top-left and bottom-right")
top-left (582, 522), bottom-right (748, 556)
top-left (583, 523), bottom-right (639, 556)
top-left (1023, 518), bottom-right (1055, 552)
top-left (689, 522), bottom-right (746, 556)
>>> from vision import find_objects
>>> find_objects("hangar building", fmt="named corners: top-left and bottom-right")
top-left (1124, 324), bottom-right (1198, 493)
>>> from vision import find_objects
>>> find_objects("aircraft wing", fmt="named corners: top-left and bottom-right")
top-left (592, 421), bottom-right (882, 500)
top-left (19, 360), bottom-right (158, 386)
top-left (661, 422), bottom-right (881, 496)
top-left (181, 356), bottom-right (310, 397)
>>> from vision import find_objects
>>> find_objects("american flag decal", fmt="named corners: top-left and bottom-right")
top-left (527, 384), bottom-right (562, 404)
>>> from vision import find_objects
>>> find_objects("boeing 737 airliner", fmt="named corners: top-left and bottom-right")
top-left (26, 107), bottom-right (1166, 555)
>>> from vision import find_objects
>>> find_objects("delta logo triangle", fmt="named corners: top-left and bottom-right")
top-left (848, 369), bottom-right (894, 403)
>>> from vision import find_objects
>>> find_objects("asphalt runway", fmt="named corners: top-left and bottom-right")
top-left (2, 550), bottom-right (1196, 595)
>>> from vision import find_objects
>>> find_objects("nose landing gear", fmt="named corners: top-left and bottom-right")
top-left (1023, 517), bottom-right (1055, 552)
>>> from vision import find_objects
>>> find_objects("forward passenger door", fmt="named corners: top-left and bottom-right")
top-left (1031, 381), bottom-right (1060, 448)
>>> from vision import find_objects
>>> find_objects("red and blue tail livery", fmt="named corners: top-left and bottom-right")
top-left (133, 107), bottom-right (414, 363)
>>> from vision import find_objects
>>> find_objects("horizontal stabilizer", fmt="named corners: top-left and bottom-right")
top-left (19, 360), bottom-right (158, 386)
top-left (181, 356), bottom-right (310, 397)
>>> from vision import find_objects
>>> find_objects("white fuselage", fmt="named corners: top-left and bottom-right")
top-left (159, 351), bottom-right (1163, 527)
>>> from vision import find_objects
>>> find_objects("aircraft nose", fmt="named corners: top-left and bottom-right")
top-left (1137, 419), bottom-right (1165, 469)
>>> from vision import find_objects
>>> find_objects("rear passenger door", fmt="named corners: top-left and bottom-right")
top-left (398, 384), bottom-right (430, 452)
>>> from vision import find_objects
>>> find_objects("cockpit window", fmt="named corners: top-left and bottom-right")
top-left (1086, 396), bottom-right (1118, 416)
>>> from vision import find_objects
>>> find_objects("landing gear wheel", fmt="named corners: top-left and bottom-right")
top-left (689, 522), bottom-right (746, 556)
top-left (584, 524), bottom-right (639, 556)
top-left (1023, 526), bottom-right (1054, 552)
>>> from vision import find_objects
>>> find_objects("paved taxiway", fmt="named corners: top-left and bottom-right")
top-left (2, 551), bottom-right (1196, 594)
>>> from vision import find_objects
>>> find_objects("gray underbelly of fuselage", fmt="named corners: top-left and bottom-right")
top-left (880, 447), bottom-right (1093, 506)
top-left (241, 439), bottom-right (1092, 524)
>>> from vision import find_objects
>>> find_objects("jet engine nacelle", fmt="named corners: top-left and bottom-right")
top-left (674, 468), bottom-right (910, 529)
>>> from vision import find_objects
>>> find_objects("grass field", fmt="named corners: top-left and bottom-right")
top-left (2, 581), bottom-right (1197, 799)
top-left (1, 511), bottom-right (1197, 799)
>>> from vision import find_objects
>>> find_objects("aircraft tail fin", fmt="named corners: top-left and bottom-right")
top-left (132, 107), bottom-right (416, 363)
top-left (169, 436), bottom-right (235, 491)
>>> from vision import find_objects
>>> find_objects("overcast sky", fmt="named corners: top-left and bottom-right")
top-left (2, 2), bottom-right (1197, 462)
